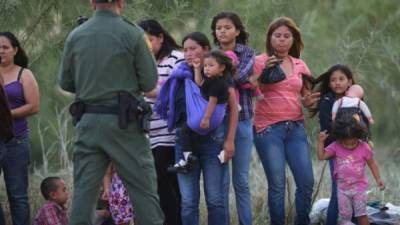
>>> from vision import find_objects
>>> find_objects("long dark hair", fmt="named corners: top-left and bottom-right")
top-left (182, 32), bottom-right (211, 50)
top-left (138, 19), bottom-right (180, 61)
top-left (204, 49), bottom-right (235, 78)
top-left (265, 17), bottom-right (303, 58)
top-left (0, 32), bottom-right (28, 68)
top-left (309, 64), bottom-right (355, 117)
top-left (211, 11), bottom-right (249, 45)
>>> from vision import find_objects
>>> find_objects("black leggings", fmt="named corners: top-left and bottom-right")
top-left (152, 146), bottom-right (182, 225)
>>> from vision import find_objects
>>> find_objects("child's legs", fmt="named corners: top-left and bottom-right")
top-left (353, 191), bottom-right (368, 225)
top-left (357, 215), bottom-right (370, 225)
top-left (338, 189), bottom-right (355, 225)
top-left (181, 124), bottom-right (194, 154)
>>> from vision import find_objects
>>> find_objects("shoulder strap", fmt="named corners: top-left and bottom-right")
top-left (357, 99), bottom-right (361, 108)
top-left (17, 67), bottom-right (24, 82)
top-left (338, 98), bottom-right (343, 108)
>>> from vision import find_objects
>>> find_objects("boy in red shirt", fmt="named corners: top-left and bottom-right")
top-left (33, 177), bottom-right (69, 225)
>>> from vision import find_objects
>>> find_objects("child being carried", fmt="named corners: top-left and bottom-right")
top-left (168, 49), bottom-right (233, 173)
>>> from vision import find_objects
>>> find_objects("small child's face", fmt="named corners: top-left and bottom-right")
top-left (340, 138), bottom-right (359, 150)
top-left (50, 179), bottom-right (69, 206)
top-left (203, 57), bottom-right (225, 78)
top-left (329, 70), bottom-right (352, 96)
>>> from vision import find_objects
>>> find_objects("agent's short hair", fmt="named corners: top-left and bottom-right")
top-left (40, 177), bottom-right (62, 200)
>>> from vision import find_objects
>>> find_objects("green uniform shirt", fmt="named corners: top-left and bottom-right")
top-left (58, 9), bottom-right (158, 105)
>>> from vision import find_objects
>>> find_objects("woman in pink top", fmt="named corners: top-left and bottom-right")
top-left (252, 17), bottom-right (319, 225)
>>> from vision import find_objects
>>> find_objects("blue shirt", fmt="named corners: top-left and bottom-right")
top-left (319, 91), bottom-right (336, 146)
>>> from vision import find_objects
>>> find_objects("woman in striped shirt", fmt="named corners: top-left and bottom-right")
top-left (252, 17), bottom-right (320, 225)
top-left (139, 19), bottom-right (184, 225)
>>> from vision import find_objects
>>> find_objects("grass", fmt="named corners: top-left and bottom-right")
top-left (1, 143), bottom-right (399, 224)
top-left (0, 110), bottom-right (399, 225)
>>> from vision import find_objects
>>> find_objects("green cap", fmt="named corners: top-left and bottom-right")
top-left (95, 0), bottom-right (116, 3)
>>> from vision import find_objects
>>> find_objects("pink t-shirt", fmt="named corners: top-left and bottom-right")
top-left (253, 53), bottom-right (311, 133)
top-left (326, 141), bottom-right (373, 192)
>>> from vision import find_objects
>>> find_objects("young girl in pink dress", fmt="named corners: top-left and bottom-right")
top-left (317, 113), bottom-right (385, 225)
top-left (102, 163), bottom-right (134, 225)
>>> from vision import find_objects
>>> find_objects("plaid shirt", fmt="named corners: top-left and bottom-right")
top-left (233, 44), bottom-right (256, 120)
top-left (33, 201), bottom-right (68, 225)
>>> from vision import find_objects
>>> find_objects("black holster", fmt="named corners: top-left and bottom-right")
top-left (118, 91), bottom-right (152, 132)
top-left (69, 99), bottom-right (85, 126)
top-left (137, 98), bottom-right (152, 133)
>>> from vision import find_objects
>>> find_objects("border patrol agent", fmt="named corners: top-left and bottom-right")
top-left (58, 0), bottom-right (164, 224)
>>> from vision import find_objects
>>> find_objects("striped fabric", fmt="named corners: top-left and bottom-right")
top-left (146, 50), bottom-right (184, 149)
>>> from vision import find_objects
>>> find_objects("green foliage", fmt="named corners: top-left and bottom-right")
top-left (1, 0), bottom-right (399, 168)
top-left (1, 1), bottom-right (400, 223)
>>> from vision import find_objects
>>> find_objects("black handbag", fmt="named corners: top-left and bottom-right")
top-left (259, 64), bottom-right (286, 84)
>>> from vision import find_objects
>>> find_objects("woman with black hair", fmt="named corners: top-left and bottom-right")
top-left (138, 19), bottom-right (183, 225)
top-left (0, 31), bottom-right (39, 225)
top-left (155, 31), bottom-right (238, 225)
top-left (210, 11), bottom-right (255, 225)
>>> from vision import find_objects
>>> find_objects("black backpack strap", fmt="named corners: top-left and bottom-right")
top-left (357, 99), bottom-right (361, 108)
top-left (17, 67), bottom-right (24, 82)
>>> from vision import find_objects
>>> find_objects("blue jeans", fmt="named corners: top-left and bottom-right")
top-left (326, 159), bottom-right (338, 225)
top-left (0, 137), bottom-right (31, 225)
top-left (224, 119), bottom-right (253, 225)
top-left (0, 139), bottom-right (5, 225)
top-left (254, 121), bottom-right (314, 225)
top-left (176, 125), bottom-right (229, 225)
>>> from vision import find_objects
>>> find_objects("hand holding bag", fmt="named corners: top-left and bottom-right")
top-left (259, 63), bottom-right (286, 84)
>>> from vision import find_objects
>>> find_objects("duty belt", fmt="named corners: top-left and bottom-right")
top-left (84, 105), bottom-right (118, 115)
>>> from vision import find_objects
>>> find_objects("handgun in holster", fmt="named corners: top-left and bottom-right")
top-left (69, 99), bottom-right (86, 126)
top-left (118, 91), bottom-right (152, 132)
top-left (137, 98), bottom-right (152, 133)
top-left (118, 91), bottom-right (138, 130)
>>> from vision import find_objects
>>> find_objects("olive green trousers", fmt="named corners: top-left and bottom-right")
top-left (68, 114), bottom-right (164, 225)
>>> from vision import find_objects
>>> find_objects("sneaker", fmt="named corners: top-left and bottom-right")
top-left (218, 150), bottom-right (225, 163)
top-left (167, 164), bottom-right (189, 173)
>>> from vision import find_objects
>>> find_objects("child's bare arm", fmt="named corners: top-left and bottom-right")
top-left (101, 163), bottom-right (112, 200)
top-left (359, 101), bottom-right (374, 124)
top-left (317, 131), bottom-right (334, 160)
top-left (367, 158), bottom-right (385, 190)
top-left (200, 96), bottom-right (218, 129)
top-left (248, 73), bottom-right (260, 88)
top-left (193, 59), bottom-right (203, 86)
